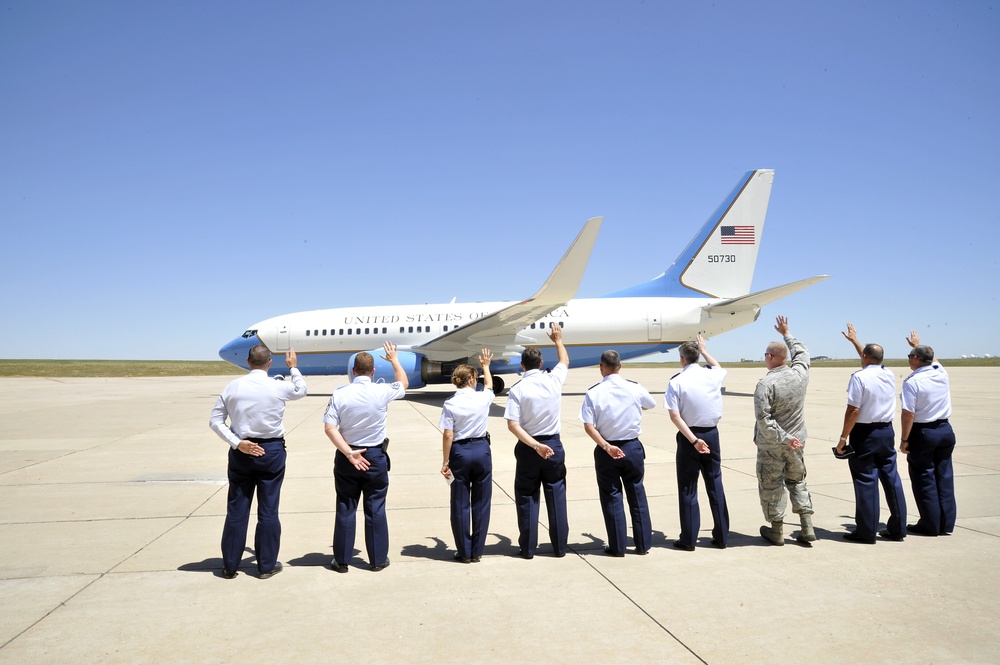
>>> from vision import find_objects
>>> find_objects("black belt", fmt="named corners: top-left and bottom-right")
top-left (533, 434), bottom-right (559, 441)
top-left (246, 436), bottom-right (284, 444)
top-left (914, 419), bottom-right (949, 427)
top-left (606, 438), bottom-right (638, 445)
top-left (454, 433), bottom-right (490, 446)
top-left (690, 426), bottom-right (718, 433)
top-left (855, 421), bottom-right (892, 429)
top-left (350, 437), bottom-right (389, 452)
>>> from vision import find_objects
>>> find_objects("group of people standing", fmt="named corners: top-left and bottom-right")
top-left (208, 316), bottom-right (957, 578)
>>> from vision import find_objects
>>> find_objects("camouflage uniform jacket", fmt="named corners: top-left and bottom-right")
top-left (753, 334), bottom-right (810, 447)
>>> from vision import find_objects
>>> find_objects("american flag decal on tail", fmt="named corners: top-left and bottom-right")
top-left (720, 225), bottom-right (755, 245)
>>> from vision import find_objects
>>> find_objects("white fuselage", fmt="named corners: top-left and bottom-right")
top-left (232, 295), bottom-right (758, 376)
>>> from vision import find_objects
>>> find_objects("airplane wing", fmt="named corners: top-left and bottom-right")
top-left (414, 217), bottom-right (603, 362)
top-left (702, 275), bottom-right (830, 316)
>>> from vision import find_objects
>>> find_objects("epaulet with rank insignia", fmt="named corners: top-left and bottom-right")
top-left (626, 378), bottom-right (640, 385)
top-left (669, 372), bottom-right (681, 380)
top-left (588, 381), bottom-right (601, 390)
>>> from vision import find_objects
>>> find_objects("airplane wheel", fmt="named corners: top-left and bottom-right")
top-left (492, 376), bottom-right (505, 395)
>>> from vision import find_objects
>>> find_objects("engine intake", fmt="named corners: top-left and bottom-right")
top-left (346, 350), bottom-right (450, 390)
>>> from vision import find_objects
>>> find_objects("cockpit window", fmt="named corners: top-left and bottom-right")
top-left (241, 329), bottom-right (258, 339)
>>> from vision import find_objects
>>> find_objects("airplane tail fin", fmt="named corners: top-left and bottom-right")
top-left (604, 169), bottom-right (774, 299)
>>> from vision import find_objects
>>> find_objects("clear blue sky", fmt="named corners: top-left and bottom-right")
top-left (2, 2), bottom-right (998, 362)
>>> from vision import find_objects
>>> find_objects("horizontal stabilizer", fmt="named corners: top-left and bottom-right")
top-left (702, 275), bottom-right (830, 316)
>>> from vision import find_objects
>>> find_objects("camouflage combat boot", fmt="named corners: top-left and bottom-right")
top-left (760, 521), bottom-right (784, 546)
top-left (797, 514), bottom-right (816, 544)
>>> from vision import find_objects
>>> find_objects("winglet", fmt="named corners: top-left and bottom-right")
top-left (523, 216), bottom-right (603, 306)
top-left (415, 216), bottom-right (603, 359)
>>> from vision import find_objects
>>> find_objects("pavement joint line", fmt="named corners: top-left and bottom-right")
top-left (576, 551), bottom-right (710, 665)
top-left (0, 573), bottom-right (105, 651)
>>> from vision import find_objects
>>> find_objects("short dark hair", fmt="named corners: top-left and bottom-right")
top-left (247, 345), bottom-right (271, 369)
top-left (678, 341), bottom-right (700, 365)
top-left (600, 350), bottom-right (621, 369)
top-left (910, 345), bottom-right (934, 364)
top-left (521, 348), bottom-right (543, 371)
top-left (354, 351), bottom-right (374, 375)
top-left (863, 343), bottom-right (884, 363)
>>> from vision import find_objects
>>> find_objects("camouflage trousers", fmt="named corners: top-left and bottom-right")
top-left (756, 443), bottom-right (813, 523)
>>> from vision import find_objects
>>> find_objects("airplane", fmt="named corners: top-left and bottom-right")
top-left (218, 169), bottom-right (829, 393)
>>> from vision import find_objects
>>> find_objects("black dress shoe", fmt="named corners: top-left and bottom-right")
top-left (453, 553), bottom-right (471, 564)
top-left (370, 560), bottom-right (390, 572)
top-left (603, 546), bottom-right (625, 557)
top-left (710, 538), bottom-right (727, 549)
top-left (878, 529), bottom-right (905, 541)
top-left (843, 532), bottom-right (876, 544)
top-left (634, 549), bottom-right (649, 555)
top-left (672, 540), bottom-right (695, 552)
top-left (907, 523), bottom-right (938, 536)
top-left (518, 550), bottom-right (534, 560)
top-left (330, 562), bottom-right (349, 573)
top-left (470, 556), bottom-right (482, 563)
top-left (258, 562), bottom-right (283, 579)
top-left (222, 569), bottom-right (238, 579)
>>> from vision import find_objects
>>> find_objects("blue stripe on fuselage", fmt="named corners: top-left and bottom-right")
top-left (218, 335), bottom-right (676, 380)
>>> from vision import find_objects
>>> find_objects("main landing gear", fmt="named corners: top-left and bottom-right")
top-left (478, 376), bottom-right (505, 395)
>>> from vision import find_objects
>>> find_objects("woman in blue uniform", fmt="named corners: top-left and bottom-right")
top-left (440, 349), bottom-right (495, 562)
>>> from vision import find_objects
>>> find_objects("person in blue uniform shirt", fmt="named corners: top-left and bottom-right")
top-left (209, 345), bottom-right (307, 579)
top-left (504, 324), bottom-right (570, 559)
top-left (900, 331), bottom-right (956, 536)
top-left (580, 349), bottom-right (656, 556)
top-left (836, 324), bottom-right (907, 543)
top-left (439, 349), bottom-right (496, 563)
top-left (665, 335), bottom-right (730, 551)
top-left (323, 342), bottom-right (408, 572)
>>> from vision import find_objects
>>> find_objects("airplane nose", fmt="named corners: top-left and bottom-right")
top-left (218, 336), bottom-right (254, 368)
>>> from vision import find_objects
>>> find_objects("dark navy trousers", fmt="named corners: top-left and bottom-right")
top-left (333, 446), bottom-right (390, 566)
top-left (513, 436), bottom-right (569, 557)
top-left (222, 439), bottom-right (286, 574)
top-left (594, 438), bottom-right (652, 554)
top-left (907, 420), bottom-right (957, 535)
top-left (675, 427), bottom-right (729, 548)
top-left (848, 422), bottom-right (907, 539)
top-left (449, 437), bottom-right (493, 559)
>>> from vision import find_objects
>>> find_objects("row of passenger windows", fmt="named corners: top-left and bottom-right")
top-left (303, 321), bottom-right (564, 337)
top-left (305, 325), bottom-right (447, 337)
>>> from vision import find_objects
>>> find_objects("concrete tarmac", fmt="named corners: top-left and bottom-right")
top-left (1, 366), bottom-right (998, 664)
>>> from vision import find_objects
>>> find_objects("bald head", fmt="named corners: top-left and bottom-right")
top-left (764, 341), bottom-right (787, 369)
top-left (862, 343), bottom-right (884, 365)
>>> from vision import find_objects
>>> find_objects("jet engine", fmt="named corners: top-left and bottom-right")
top-left (347, 350), bottom-right (508, 393)
top-left (347, 350), bottom-right (446, 390)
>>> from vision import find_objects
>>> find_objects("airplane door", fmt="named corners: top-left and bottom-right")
top-left (276, 324), bottom-right (290, 351)
top-left (647, 312), bottom-right (662, 341)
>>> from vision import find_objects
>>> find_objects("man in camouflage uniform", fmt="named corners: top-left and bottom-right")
top-left (754, 316), bottom-right (815, 546)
